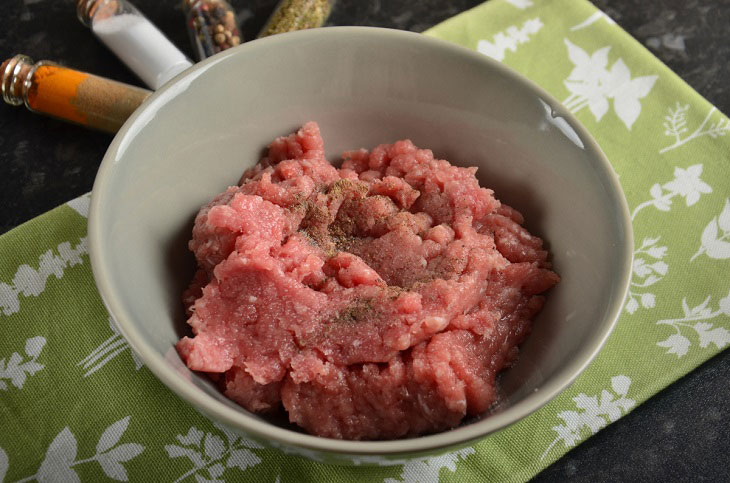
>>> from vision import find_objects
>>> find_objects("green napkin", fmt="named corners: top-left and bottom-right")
top-left (2, 0), bottom-right (728, 481)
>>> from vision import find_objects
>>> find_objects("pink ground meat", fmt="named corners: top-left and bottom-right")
top-left (178, 122), bottom-right (559, 440)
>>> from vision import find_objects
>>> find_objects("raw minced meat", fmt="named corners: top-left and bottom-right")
top-left (177, 122), bottom-right (559, 440)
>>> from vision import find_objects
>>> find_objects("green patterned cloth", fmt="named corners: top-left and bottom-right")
top-left (2, 0), bottom-right (729, 481)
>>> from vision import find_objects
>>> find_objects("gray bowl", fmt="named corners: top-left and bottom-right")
top-left (88, 27), bottom-right (632, 463)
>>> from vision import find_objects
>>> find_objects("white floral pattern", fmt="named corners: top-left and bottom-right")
top-left (66, 193), bottom-right (91, 219)
top-left (0, 237), bottom-right (87, 316)
top-left (625, 164), bottom-right (713, 315)
top-left (562, 39), bottom-right (657, 129)
top-left (12, 416), bottom-right (144, 482)
top-left (570, 11), bottom-right (616, 31)
top-left (0, 336), bottom-right (45, 391)
top-left (656, 293), bottom-right (730, 357)
top-left (165, 423), bottom-right (264, 483)
top-left (0, 447), bottom-right (7, 483)
top-left (541, 376), bottom-right (636, 460)
top-left (504, 0), bottom-right (533, 9)
top-left (477, 18), bottom-right (543, 62)
top-left (660, 103), bottom-right (730, 153)
top-left (691, 198), bottom-right (730, 261)
top-left (349, 447), bottom-right (476, 483)
top-left (631, 164), bottom-right (713, 220)
top-left (78, 317), bottom-right (144, 377)
top-left (625, 238), bottom-right (668, 314)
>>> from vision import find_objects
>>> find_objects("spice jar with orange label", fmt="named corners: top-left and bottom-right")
top-left (1, 54), bottom-right (151, 133)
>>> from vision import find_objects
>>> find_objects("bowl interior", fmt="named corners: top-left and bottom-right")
top-left (89, 27), bottom-right (631, 456)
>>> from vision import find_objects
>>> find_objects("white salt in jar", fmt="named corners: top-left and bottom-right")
top-left (77, 0), bottom-right (193, 89)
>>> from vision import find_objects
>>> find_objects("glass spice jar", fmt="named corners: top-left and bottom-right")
top-left (77, 0), bottom-right (193, 89)
top-left (182, 0), bottom-right (241, 60)
top-left (258, 0), bottom-right (336, 38)
top-left (1, 54), bottom-right (151, 133)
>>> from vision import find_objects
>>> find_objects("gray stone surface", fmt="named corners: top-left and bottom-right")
top-left (0, 0), bottom-right (727, 480)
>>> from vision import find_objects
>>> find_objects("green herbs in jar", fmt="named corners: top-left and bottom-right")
top-left (258, 0), bottom-right (335, 38)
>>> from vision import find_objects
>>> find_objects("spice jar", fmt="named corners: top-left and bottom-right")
top-left (77, 0), bottom-right (193, 89)
top-left (1, 54), bottom-right (151, 133)
top-left (183, 0), bottom-right (241, 60)
top-left (258, 0), bottom-right (336, 38)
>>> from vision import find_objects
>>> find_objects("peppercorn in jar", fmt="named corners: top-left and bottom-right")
top-left (183, 0), bottom-right (241, 60)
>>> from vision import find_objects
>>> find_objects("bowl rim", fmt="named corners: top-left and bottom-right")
top-left (88, 26), bottom-right (633, 456)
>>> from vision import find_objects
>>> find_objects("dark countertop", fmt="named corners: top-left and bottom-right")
top-left (1, 0), bottom-right (728, 481)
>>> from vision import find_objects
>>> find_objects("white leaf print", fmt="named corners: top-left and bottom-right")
top-left (102, 443), bottom-right (145, 463)
top-left (625, 297), bottom-right (639, 314)
top-left (625, 238), bottom-right (668, 315)
top-left (692, 199), bottom-right (730, 261)
top-left (701, 219), bottom-right (719, 248)
top-left (0, 237), bottom-right (87, 316)
top-left (565, 38), bottom-right (593, 68)
top-left (570, 11), bottom-right (616, 31)
top-left (562, 39), bottom-right (656, 129)
top-left (0, 447), bottom-right (8, 483)
top-left (97, 443), bottom-right (144, 480)
top-left (718, 199), bottom-right (730, 232)
top-left (660, 104), bottom-right (730, 153)
top-left (37, 428), bottom-right (78, 483)
top-left (66, 193), bottom-right (91, 218)
top-left (97, 417), bottom-right (130, 454)
top-left (226, 449), bottom-right (261, 471)
top-left (78, 317), bottom-right (144, 378)
top-left (588, 96), bottom-right (609, 121)
top-left (477, 18), bottom-right (543, 62)
top-left (165, 445), bottom-right (205, 468)
top-left (0, 336), bottom-right (46, 391)
top-left (654, 199), bottom-right (671, 211)
top-left (383, 448), bottom-right (476, 483)
top-left (542, 375), bottom-right (635, 459)
top-left (720, 294), bottom-right (730, 316)
top-left (657, 334), bottom-right (691, 356)
top-left (505, 0), bottom-right (533, 8)
top-left (169, 425), bottom-right (264, 482)
top-left (663, 165), bottom-right (713, 207)
top-left (651, 261), bottom-right (668, 275)
top-left (203, 434), bottom-right (225, 460)
top-left (212, 422), bottom-right (239, 446)
top-left (657, 293), bottom-right (729, 357)
top-left (650, 184), bottom-right (663, 200)
top-left (557, 410), bottom-right (582, 431)
top-left (641, 293), bottom-right (656, 308)
top-left (96, 457), bottom-right (128, 481)
top-left (682, 299), bottom-right (692, 317)
top-left (599, 390), bottom-right (622, 422)
top-left (15, 417), bottom-right (144, 482)
top-left (614, 69), bottom-right (658, 128)
top-left (694, 323), bottom-right (730, 349)
top-left (177, 427), bottom-right (205, 447)
top-left (611, 375), bottom-right (631, 396)
top-left (211, 422), bottom-right (264, 450)
top-left (24, 336), bottom-right (46, 358)
top-left (632, 164), bottom-right (712, 221)
top-left (209, 462), bottom-right (225, 478)
top-left (613, 93), bottom-right (643, 130)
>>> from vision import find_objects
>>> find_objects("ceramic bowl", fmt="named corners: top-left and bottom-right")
top-left (88, 27), bottom-right (632, 463)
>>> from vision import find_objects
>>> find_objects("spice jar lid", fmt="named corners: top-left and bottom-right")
top-left (76, 0), bottom-right (121, 26)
